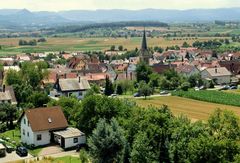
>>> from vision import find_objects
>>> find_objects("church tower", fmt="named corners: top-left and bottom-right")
top-left (139, 29), bottom-right (151, 64)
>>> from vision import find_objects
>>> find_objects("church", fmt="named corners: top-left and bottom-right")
top-left (138, 29), bottom-right (152, 64)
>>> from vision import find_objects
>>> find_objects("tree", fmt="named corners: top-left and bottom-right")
top-left (116, 84), bottom-right (123, 95)
top-left (48, 96), bottom-right (80, 124)
top-left (138, 81), bottom-right (152, 99)
top-left (182, 41), bottom-right (190, 48)
top-left (85, 84), bottom-right (101, 97)
top-left (6, 69), bottom-right (22, 85)
top-left (136, 61), bottom-right (153, 83)
top-left (110, 45), bottom-right (115, 51)
top-left (208, 109), bottom-right (240, 140)
top-left (131, 132), bottom-right (157, 162)
top-left (0, 103), bottom-right (18, 129)
top-left (79, 149), bottom-right (90, 163)
top-left (185, 52), bottom-right (191, 60)
top-left (28, 92), bottom-right (50, 108)
top-left (118, 45), bottom-right (123, 51)
top-left (88, 118), bottom-right (126, 163)
top-left (181, 82), bottom-right (190, 91)
top-left (149, 73), bottom-right (160, 91)
top-left (104, 76), bottom-right (114, 96)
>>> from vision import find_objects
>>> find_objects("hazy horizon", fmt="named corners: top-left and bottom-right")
top-left (0, 0), bottom-right (239, 11)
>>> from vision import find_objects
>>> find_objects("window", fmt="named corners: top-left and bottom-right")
top-left (73, 138), bottom-right (78, 143)
top-left (27, 132), bottom-right (29, 137)
top-left (37, 134), bottom-right (42, 141)
top-left (23, 129), bottom-right (25, 135)
top-left (24, 119), bottom-right (26, 124)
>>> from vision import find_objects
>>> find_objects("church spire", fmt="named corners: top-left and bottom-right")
top-left (141, 28), bottom-right (147, 50)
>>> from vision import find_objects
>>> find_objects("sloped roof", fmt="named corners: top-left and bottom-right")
top-left (0, 86), bottom-right (17, 104)
top-left (176, 64), bottom-right (197, 74)
top-left (205, 67), bottom-right (231, 77)
top-left (25, 106), bottom-right (68, 132)
top-left (59, 78), bottom-right (91, 91)
top-left (53, 127), bottom-right (84, 138)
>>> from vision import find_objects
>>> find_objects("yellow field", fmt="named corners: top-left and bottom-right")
top-left (0, 36), bottom-right (229, 56)
top-left (135, 96), bottom-right (240, 121)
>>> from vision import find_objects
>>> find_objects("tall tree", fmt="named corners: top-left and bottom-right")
top-left (136, 61), bottom-right (152, 83)
top-left (88, 118), bottom-right (126, 163)
top-left (104, 76), bottom-right (114, 96)
top-left (138, 81), bottom-right (152, 99)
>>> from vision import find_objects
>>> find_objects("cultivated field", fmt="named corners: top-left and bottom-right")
top-left (0, 36), bottom-right (229, 56)
top-left (135, 96), bottom-right (240, 121)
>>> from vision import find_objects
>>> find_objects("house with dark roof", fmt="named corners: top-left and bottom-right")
top-left (54, 77), bottom-right (91, 99)
top-left (0, 85), bottom-right (17, 105)
top-left (20, 107), bottom-right (86, 149)
top-left (201, 67), bottom-right (232, 85)
top-left (175, 64), bottom-right (199, 77)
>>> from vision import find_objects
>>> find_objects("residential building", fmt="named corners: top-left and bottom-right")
top-left (20, 106), bottom-right (85, 149)
top-left (55, 77), bottom-right (91, 99)
top-left (201, 67), bottom-right (231, 84)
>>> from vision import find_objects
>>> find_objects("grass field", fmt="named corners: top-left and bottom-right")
top-left (0, 36), bottom-right (229, 56)
top-left (135, 96), bottom-right (240, 121)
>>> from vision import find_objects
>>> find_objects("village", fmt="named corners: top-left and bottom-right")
top-left (0, 28), bottom-right (240, 162)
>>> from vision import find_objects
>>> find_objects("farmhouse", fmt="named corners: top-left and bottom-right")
top-left (20, 106), bottom-right (86, 149)
top-left (201, 67), bottom-right (231, 85)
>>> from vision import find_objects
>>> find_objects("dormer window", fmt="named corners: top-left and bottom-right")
top-left (48, 118), bottom-right (52, 123)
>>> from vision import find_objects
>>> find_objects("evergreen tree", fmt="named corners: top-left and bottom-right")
top-left (88, 118), bottom-right (126, 163)
top-left (104, 76), bottom-right (114, 96)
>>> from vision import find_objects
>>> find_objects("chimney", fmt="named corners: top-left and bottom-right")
top-left (79, 76), bottom-right (81, 83)
top-left (215, 66), bottom-right (217, 73)
top-left (3, 85), bottom-right (5, 92)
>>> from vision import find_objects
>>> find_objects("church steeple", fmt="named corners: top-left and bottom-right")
top-left (141, 28), bottom-right (147, 50)
top-left (139, 28), bottom-right (151, 64)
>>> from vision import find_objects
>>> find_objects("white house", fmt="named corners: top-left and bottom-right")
top-left (55, 77), bottom-right (91, 99)
top-left (175, 64), bottom-right (200, 77)
top-left (201, 67), bottom-right (232, 85)
top-left (20, 106), bottom-right (86, 149)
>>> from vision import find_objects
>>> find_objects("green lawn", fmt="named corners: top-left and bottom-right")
top-left (0, 129), bottom-right (21, 145)
top-left (0, 128), bottom-right (43, 156)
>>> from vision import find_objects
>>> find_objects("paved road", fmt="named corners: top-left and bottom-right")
top-left (0, 151), bottom-right (33, 163)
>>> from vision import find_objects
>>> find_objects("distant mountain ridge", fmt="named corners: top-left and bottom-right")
top-left (0, 8), bottom-right (239, 29)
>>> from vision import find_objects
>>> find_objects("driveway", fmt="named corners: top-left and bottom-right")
top-left (39, 145), bottom-right (63, 156)
top-left (0, 151), bottom-right (33, 163)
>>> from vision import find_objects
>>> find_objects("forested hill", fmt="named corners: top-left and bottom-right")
top-left (55, 21), bottom-right (169, 33)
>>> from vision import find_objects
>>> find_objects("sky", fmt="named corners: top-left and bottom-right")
top-left (0, 0), bottom-right (240, 11)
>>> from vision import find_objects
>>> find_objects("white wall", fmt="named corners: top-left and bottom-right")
top-left (64, 135), bottom-right (86, 149)
top-left (33, 131), bottom-right (51, 146)
top-left (201, 70), bottom-right (231, 84)
top-left (21, 114), bottom-right (34, 145)
top-left (21, 114), bottom-right (50, 147)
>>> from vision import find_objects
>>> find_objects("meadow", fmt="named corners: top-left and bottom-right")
top-left (0, 36), bottom-right (229, 56)
top-left (135, 96), bottom-right (240, 121)
top-left (172, 90), bottom-right (240, 107)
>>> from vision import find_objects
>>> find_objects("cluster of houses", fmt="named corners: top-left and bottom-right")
top-left (0, 30), bottom-right (239, 150)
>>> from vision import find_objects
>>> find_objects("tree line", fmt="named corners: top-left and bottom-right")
top-left (56, 21), bottom-right (169, 33)
top-left (48, 94), bottom-right (240, 163)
